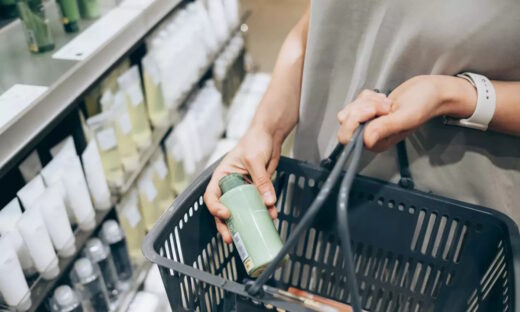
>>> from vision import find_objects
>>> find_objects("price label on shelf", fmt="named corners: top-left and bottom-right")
top-left (0, 84), bottom-right (48, 131)
top-left (52, 8), bottom-right (140, 61)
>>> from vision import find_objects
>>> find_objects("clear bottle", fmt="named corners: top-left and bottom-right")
top-left (71, 258), bottom-right (110, 312)
top-left (16, 0), bottom-right (54, 53)
top-left (117, 66), bottom-right (152, 151)
top-left (100, 220), bottom-right (133, 283)
top-left (137, 168), bottom-right (159, 231)
top-left (112, 91), bottom-right (140, 173)
top-left (51, 285), bottom-right (83, 312)
top-left (84, 238), bottom-right (119, 300)
top-left (115, 189), bottom-right (146, 261)
top-left (87, 112), bottom-right (124, 189)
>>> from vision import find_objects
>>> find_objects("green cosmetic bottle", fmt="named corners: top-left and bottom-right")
top-left (16, 0), bottom-right (54, 53)
top-left (77, 0), bottom-right (99, 19)
top-left (219, 173), bottom-right (287, 277)
top-left (56, 0), bottom-right (80, 32)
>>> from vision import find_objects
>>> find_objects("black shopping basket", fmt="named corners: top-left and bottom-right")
top-left (143, 126), bottom-right (520, 312)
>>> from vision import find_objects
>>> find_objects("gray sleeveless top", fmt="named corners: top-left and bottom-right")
top-left (294, 0), bottom-right (520, 222)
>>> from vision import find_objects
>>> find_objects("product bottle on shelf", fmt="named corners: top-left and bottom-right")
top-left (17, 209), bottom-right (60, 280)
top-left (51, 285), bottom-right (83, 312)
top-left (117, 66), bottom-right (152, 151)
top-left (142, 54), bottom-right (169, 128)
top-left (0, 198), bottom-right (36, 277)
top-left (16, 0), bottom-right (54, 53)
top-left (100, 220), bottom-right (133, 283)
top-left (32, 185), bottom-right (76, 258)
top-left (112, 91), bottom-right (140, 173)
top-left (84, 238), bottom-right (120, 300)
top-left (151, 150), bottom-right (174, 218)
top-left (0, 237), bottom-right (32, 312)
top-left (115, 188), bottom-right (146, 261)
top-left (81, 141), bottom-right (112, 211)
top-left (164, 131), bottom-right (189, 195)
top-left (77, 0), bottom-right (99, 19)
top-left (87, 112), bottom-right (125, 189)
top-left (56, 0), bottom-right (80, 32)
top-left (71, 258), bottom-right (110, 312)
top-left (137, 167), bottom-right (159, 230)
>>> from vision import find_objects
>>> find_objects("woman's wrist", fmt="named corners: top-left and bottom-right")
top-left (432, 75), bottom-right (477, 118)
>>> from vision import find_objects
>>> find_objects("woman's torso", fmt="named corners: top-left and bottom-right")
top-left (294, 0), bottom-right (520, 222)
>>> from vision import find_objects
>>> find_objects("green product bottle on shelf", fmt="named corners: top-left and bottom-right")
top-left (16, 0), bottom-right (54, 53)
top-left (77, 0), bottom-right (99, 19)
top-left (219, 173), bottom-right (288, 277)
top-left (56, 0), bottom-right (80, 32)
top-left (0, 0), bottom-right (18, 18)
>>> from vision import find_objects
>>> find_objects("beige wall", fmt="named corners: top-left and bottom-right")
top-left (241, 0), bottom-right (308, 72)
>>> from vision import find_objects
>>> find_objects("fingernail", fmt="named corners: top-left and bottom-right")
top-left (263, 192), bottom-right (275, 204)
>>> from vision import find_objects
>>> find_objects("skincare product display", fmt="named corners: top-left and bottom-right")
top-left (100, 220), bottom-right (133, 282)
top-left (70, 258), bottom-right (110, 312)
top-left (114, 189), bottom-right (146, 260)
top-left (0, 0), bottom-right (251, 310)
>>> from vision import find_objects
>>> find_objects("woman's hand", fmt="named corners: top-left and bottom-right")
top-left (337, 75), bottom-right (477, 151)
top-left (204, 125), bottom-right (282, 243)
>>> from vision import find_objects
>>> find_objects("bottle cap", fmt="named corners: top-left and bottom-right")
top-left (85, 238), bottom-right (109, 263)
top-left (58, 238), bottom-right (77, 258)
top-left (74, 258), bottom-right (95, 282)
top-left (218, 173), bottom-right (245, 194)
top-left (53, 285), bottom-right (80, 309)
top-left (101, 220), bottom-right (124, 244)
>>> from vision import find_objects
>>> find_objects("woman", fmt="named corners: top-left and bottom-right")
top-left (205, 1), bottom-right (520, 244)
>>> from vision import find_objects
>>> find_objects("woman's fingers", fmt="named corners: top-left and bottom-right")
top-left (204, 172), bottom-right (230, 220)
top-left (215, 217), bottom-right (232, 244)
top-left (337, 95), bottom-right (391, 144)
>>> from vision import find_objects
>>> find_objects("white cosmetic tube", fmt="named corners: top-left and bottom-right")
top-left (0, 237), bottom-right (32, 311)
top-left (0, 199), bottom-right (36, 276)
top-left (17, 209), bottom-right (60, 280)
top-left (62, 156), bottom-right (97, 231)
top-left (16, 174), bottom-right (45, 210)
top-left (81, 141), bottom-right (112, 211)
top-left (33, 185), bottom-right (76, 258)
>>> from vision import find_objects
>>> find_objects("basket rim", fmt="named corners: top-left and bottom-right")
top-left (142, 156), bottom-right (520, 311)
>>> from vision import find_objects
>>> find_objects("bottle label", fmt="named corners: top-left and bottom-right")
top-left (153, 159), bottom-right (168, 179)
top-left (128, 85), bottom-right (143, 107)
top-left (123, 201), bottom-right (141, 228)
top-left (232, 232), bottom-right (249, 262)
top-left (142, 179), bottom-right (157, 202)
top-left (118, 112), bottom-right (132, 134)
top-left (96, 128), bottom-right (117, 151)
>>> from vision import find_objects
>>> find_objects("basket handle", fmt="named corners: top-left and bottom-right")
top-left (245, 127), bottom-right (364, 303)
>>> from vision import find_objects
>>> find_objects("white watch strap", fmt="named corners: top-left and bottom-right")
top-left (445, 72), bottom-right (496, 131)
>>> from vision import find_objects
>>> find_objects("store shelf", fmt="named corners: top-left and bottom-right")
top-left (114, 18), bottom-right (250, 197)
top-left (0, 0), bottom-right (182, 175)
top-left (115, 262), bottom-right (153, 312)
top-left (25, 207), bottom-right (114, 312)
